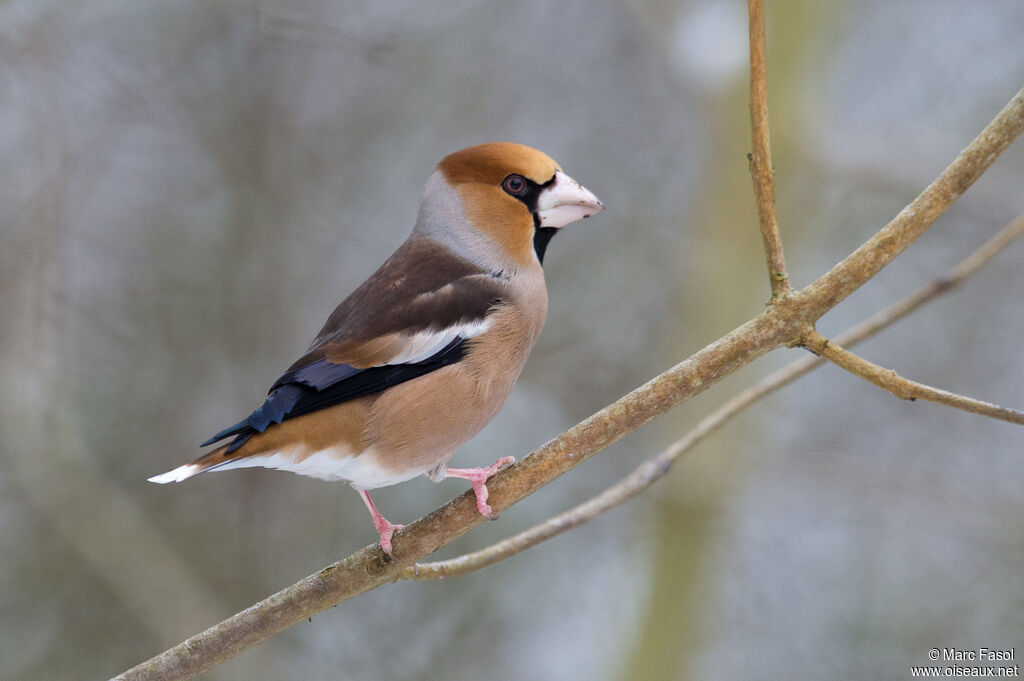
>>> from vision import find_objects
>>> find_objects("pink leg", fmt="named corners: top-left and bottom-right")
top-left (444, 456), bottom-right (515, 519)
top-left (355, 486), bottom-right (404, 559)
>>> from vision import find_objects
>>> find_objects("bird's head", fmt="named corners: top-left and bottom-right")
top-left (431, 142), bottom-right (604, 266)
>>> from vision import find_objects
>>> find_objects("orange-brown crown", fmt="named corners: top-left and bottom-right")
top-left (438, 142), bottom-right (561, 187)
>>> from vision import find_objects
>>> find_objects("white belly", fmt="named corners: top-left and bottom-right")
top-left (202, 445), bottom-right (426, 489)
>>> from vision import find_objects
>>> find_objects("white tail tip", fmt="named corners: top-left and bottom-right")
top-left (148, 464), bottom-right (202, 484)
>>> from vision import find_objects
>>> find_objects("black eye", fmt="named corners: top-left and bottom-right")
top-left (502, 174), bottom-right (528, 196)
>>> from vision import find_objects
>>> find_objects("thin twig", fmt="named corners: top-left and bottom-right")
top-left (802, 328), bottom-right (1024, 425)
top-left (831, 211), bottom-right (1024, 343)
top-left (405, 212), bottom-right (1024, 580)
top-left (796, 87), bottom-right (1024, 319)
top-left (748, 0), bottom-right (790, 297)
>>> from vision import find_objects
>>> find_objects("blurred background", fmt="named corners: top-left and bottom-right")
top-left (2, 1), bottom-right (1023, 679)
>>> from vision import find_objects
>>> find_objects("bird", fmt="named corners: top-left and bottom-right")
top-left (148, 142), bottom-right (604, 558)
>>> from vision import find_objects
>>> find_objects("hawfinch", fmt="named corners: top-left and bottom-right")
top-left (149, 142), bottom-right (604, 558)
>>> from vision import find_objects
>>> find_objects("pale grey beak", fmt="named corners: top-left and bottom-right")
top-left (537, 171), bottom-right (604, 228)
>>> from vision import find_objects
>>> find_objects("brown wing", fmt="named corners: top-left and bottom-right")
top-left (200, 235), bottom-right (510, 451)
top-left (292, 235), bottom-right (509, 370)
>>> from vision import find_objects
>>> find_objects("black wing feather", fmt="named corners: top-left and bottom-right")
top-left (201, 337), bottom-right (467, 453)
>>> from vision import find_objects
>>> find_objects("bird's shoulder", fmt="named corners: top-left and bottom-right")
top-left (293, 237), bottom-right (512, 372)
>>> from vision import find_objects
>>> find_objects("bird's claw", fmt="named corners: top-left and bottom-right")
top-left (446, 456), bottom-right (516, 520)
top-left (377, 521), bottom-right (405, 559)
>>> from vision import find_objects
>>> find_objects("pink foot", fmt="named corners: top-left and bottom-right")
top-left (445, 456), bottom-right (515, 519)
top-left (355, 487), bottom-right (404, 559)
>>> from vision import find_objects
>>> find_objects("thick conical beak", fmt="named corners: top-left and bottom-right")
top-left (536, 171), bottom-right (604, 228)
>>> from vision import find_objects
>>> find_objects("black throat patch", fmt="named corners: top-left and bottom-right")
top-left (532, 227), bottom-right (558, 264)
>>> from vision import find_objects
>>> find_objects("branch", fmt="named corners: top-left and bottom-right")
top-left (802, 328), bottom-right (1024, 425)
top-left (830, 211), bottom-right (1024, 341)
top-left (405, 211), bottom-right (1024, 580)
top-left (797, 87), bottom-right (1024, 318)
top-left (113, 73), bottom-right (1024, 681)
top-left (114, 313), bottom-right (792, 681)
top-left (748, 0), bottom-right (791, 297)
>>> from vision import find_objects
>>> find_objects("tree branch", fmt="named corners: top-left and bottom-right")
top-left (801, 328), bottom-right (1024, 425)
top-left (797, 87), bottom-right (1024, 319)
top-left (405, 211), bottom-right (1024, 580)
top-left (114, 313), bottom-right (793, 681)
top-left (832, 211), bottom-right (1024, 339)
top-left (747, 0), bottom-right (790, 297)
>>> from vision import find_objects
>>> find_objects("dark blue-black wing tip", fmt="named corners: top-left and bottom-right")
top-left (199, 422), bottom-right (256, 454)
top-left (200, 337), bottom-right (468, 450)
top-left (200, 420), bottom-right (250, 447)
top-left (199, 383), bottom-right (307, 447)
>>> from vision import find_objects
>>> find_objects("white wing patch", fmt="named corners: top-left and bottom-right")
top-left (383, 317), bottom-right (492, 366)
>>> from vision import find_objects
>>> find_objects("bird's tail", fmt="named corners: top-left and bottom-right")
top-left (147, 444), bottom-right (237, 484)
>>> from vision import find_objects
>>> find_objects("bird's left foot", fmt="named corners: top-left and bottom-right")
top-left (445, 456), bottom-right (516, 519)
top-left (355, 486), bottom-right (404, 559)
top-left (374, 516), bottom-right (406, 560)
